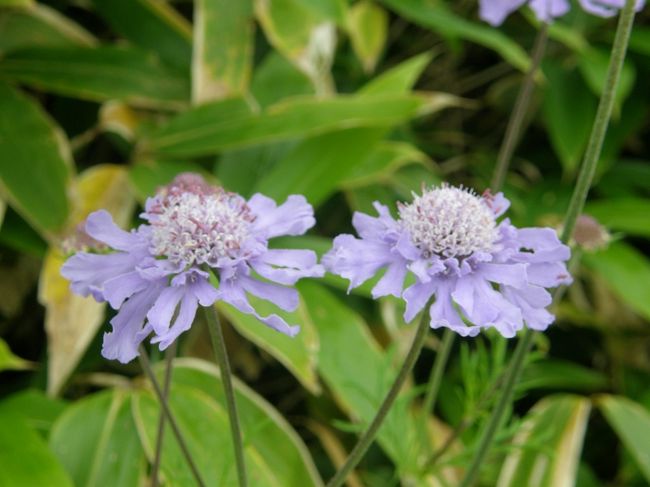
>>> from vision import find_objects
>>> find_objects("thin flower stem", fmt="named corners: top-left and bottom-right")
top-left (458, 328), bottom-right (534, 487)
top-left (204, 305), bottom-right (248, 487)
top-left (459, 3), bottom-right (638, 485)
top-left (150, 341), bottom-right (177, 487)
top-left (490, 23), bottom-right (549, 191)
top-left (422, 329), bottom-right (454, 422)
top-left (138, 347), bottom-right (206, 487)
top-left (326, 301), bottom-right (433, 487)
top-left (560, 1), bottom-right (637, 244)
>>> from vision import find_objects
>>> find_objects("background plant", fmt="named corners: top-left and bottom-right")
top-left (1, 0), bottom-right (650, 486)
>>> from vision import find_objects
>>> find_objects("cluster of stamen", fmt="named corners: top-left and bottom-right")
top-left (148, 176), bottom-right (255, 266)
top-left (398, 185), bottom-right (498, 258)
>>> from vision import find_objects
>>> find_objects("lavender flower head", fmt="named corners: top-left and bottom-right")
top-left (323, 185), bottom-right (572, 338)
top-left (479, 0), bottom-right (644, 26)
top-left (62, 173), bottom-right (324, 363)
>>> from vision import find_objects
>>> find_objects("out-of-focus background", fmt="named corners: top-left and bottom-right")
top-left (1, 1), bottom-right (650, 486)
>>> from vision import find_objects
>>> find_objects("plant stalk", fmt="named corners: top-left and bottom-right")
top-left (150, 341), bottom-right (177, 487)
top-left (490, 23), bottom-right (549, 191)
top-left (422, 329), bottom-right (454, 422)
top-left (459, 2), bottom-right (638, 484)
top-left (326, 301), bottom-right (433, 487)
top-left (138, 346), bottom-right (206, 487)
top-left (204, 305), bottom-right (248, 487)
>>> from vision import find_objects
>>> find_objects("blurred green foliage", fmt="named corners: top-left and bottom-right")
top-left (0, 0), bottom-right (649, 486)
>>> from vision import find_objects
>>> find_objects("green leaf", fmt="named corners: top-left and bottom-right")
top-left (218, 294), bottom-right (320, 394)
top-left (0, 82), bottom-right (71, 236)
top-left (360, 51), bottom-right (433, 95)
top-left (162, 358), bottom-right (323, 486)
top-left (251, 51), bottom-right (314, 108)
top-left (0, 46), bottom-right (190, 109)
top-left (585, 198), bottom-right (650, 238)
top-left (50, 390), bottom-right (145, 487)
top-left (542, 62), bottom-right (597, 174)
top-left (582, 242), bottom-right (650, 321)
top-left (145, 93), bottom-right (437, 157)
top-left (347, 0), bottom-right (388, 73)
top-left (0, 389), bottom-right (67, 435)
top-left (192, 0), bottom-right (253, 102)
top-left (0, 411), bottom-right (73, 487)
top-left (578, 48), bottom-right (635, 112)
top-left (299, 281), bottom-right (423, 471)
top-left (133, 384), bottom-right (307, 486)
top-left (497, 395), bottom-right (591, 487)
top-left (0, 337), bottom-right (33, 372)
top-left (254, 127), bottom-right (387, 207)
top-left (129, 159), bottom-right (207, 201)
top-left (598, 395), bottom-right (650, 483)
top-left (377, 0), bottom-right (530, 71)
top-left (255, 0), bottom-right (336, 93)
top-left (90, 0), bottom-right (192, 71)
top-left (0, 3), bottom-right (95, 55)
top-left (519, 359), bottom-right (608, 392)
top-left (341, 140), bottom-right (430, 188)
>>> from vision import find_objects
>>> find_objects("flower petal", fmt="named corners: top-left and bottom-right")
top-left (102, 283), bottom-right (164, 363)
top-left (403, 280), bottom-right (438, 323)
top-left (372, 261), bottom-right (407, 299)
top-left (249, 194), bottom-right (315, 239)
top-left (428, 281), bottom-right (478, 336)
top-left (241, 276), bottom-right (299, 312)
top-left (61, 252), bottom-right (138, 301)
top-left (218, 277), bottom-right (300, 336)
top-left (103, 271), bottom-right (149, 309)
top-left (146, 286), bottom-right (185, 335)
top-left (323, 234), bottom-right (398, 291)
top-left (251, 249), bottom-right (324, 285)
top-left (85, 210), bottom-right (142, 251)
top-left (152, 292), bottom-right (199, 350)
top-left (529, 0), bottom-right (570, 21)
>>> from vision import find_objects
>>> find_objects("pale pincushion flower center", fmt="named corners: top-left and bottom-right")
top-left (398, 186), bottom-right (498, 258)
top-left (150, 190), bottom-right (254, 266)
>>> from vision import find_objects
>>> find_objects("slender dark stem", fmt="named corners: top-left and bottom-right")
top-left (422, 329), bottom-right (454, 421)
top-left (204, 305), bottom-right (248, 487)
top-left (458, 329), bottom-right (535, 487)
top-left (150, 341), bottom-right (177, 487)
top-left (326, 301), bottom-right (433, 487)
top-left (459, 4), bottom-right (637, 484)
top-left (490, 23), bottom-right (549, 191)
top-left (138, 347), bottom-right (206, 487)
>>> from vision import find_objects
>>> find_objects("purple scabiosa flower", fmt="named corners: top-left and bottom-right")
top-left (479, 0), bottom-right (569, 26)
top-left (578, 0), bottom-right (645, 17)
top-left (62, 173), bottom-right (324, 363)
top-left (323, 185), bottom-right (572, 338)
top-left (478, 0), bottom-right (642, 25)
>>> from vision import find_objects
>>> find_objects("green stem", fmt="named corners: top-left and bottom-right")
top-left (458, 329), bottom-right (534, 487)
top-left (326, 301), bottom-right (433, 487)
top-left (490, 23), bottom-right (549, 191)
top-left (138, 347), bottom-right (206, 487)
top-left (150, 342), bottom-right (177, 487)
top-left (459, 3), bottom-right (638, 485)
top-left (422, 329), bottom-right (454, 421)
top-left (204, 305), bottom-right (248, 487)
top-left (560, 1), bottom-right (637, 244)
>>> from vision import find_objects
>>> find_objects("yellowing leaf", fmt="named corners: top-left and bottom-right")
top-left (347, 1), bottom-right (388, 73)
top-left (39, 165), bottom-right (136, 396)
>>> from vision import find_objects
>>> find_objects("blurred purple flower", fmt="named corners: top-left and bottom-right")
top-left (479, 0), bottom-right (642, 25)
top-left (323, 185), bottom-right (572, 338)
top-left (62, 173), bottom-right (323, 363)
